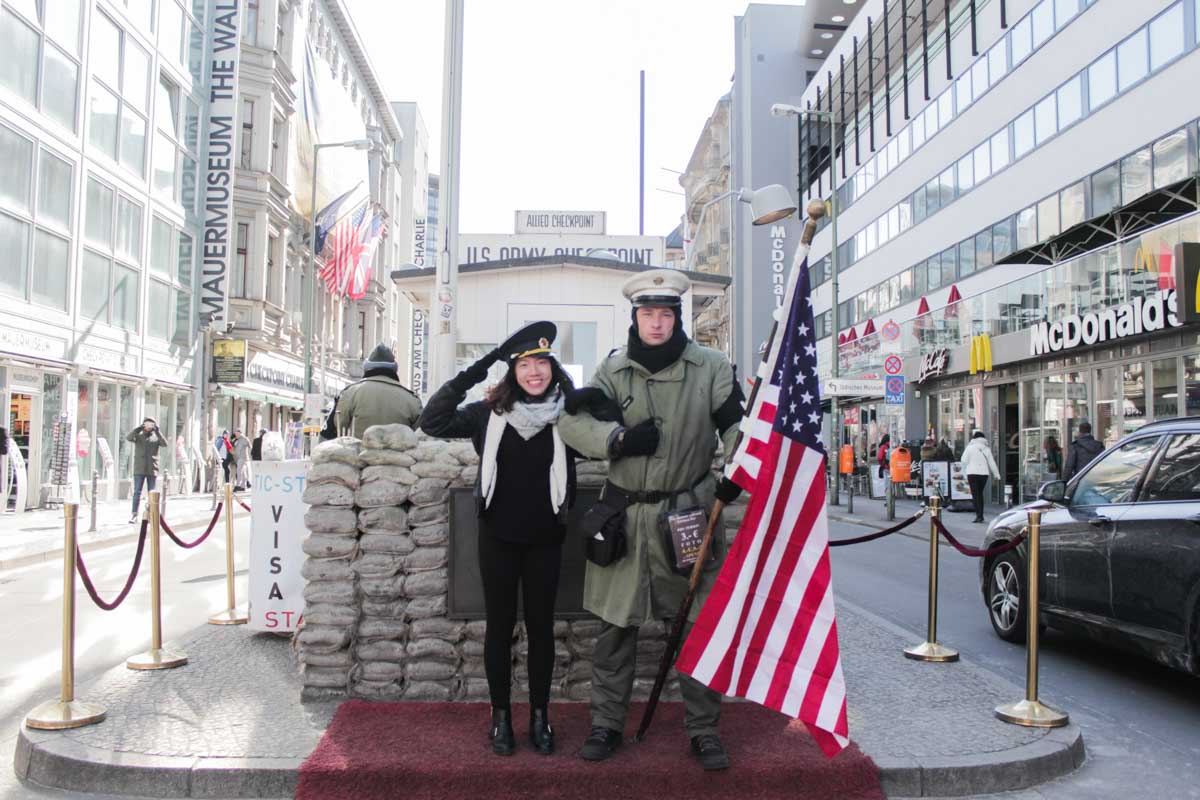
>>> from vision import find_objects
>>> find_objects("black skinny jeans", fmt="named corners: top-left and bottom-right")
top-left (477, 532), bottom-right (562, 710)
top-left (968, 474), bottom-right (989, 520)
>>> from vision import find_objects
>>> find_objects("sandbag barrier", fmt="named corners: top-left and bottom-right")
top-left (76, 521), bottom-right (149, 611)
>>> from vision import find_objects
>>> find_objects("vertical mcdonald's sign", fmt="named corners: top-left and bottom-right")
top-left (1175, 243), bottom-right (1200, 324)
top-left (968, 334), bottom-right (993, 375)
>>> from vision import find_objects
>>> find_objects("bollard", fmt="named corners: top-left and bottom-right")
top-left (886, 477), bottom-right (896, 521)
top-left (995, 509), bottom-right (1069, 727)
top-left (904, 495), bottom-right (959, 662)
top-left (25, 504), bottom-right (107, 729)
top-left (208, 483), bottom-right (248, 625)
top-left (89, 470), bottom-right (98, 532)
top-left (847, 472), bottom-right (854, 515)
top-left (127, 492), bottom-right (188, 670)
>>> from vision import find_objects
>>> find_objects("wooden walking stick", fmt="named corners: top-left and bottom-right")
top-left (634, 201), bottom-right (825, 742)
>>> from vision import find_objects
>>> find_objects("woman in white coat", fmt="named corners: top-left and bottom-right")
top-left (961, 430), bottom-right (1001, 523)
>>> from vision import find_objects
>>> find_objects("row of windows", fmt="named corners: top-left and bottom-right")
top-left (829, 0), bottom-right (1194, 278)
top-left (823, 0), bottom-right (1093, 215)
top-left (831, 120), bottom-right (1199, 333)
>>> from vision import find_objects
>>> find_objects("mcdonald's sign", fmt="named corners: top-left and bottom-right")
top-left (1174, 242), bottom-right (1200, 324)
top-left (969, 334), bottom-right (993, 375)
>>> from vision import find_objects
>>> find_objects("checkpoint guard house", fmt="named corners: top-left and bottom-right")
top-left (390, 212), bottom-right (731, 398)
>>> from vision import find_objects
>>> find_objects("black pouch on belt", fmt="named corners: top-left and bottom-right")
top-left (582, 485), bottom-right (629, 567)
top-left (658, 487), bottom-right (716, 577)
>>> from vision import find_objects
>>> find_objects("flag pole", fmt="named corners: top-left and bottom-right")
top-left (635, 201), bottom-right (826, 742)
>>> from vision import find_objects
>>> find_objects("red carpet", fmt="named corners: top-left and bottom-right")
top-left (296, 701), bottom-right (884, 800)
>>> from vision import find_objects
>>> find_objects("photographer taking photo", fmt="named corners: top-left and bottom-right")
top-left (126, 417), bottom-right (166, 523)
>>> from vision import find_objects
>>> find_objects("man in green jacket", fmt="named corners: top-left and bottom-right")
top-left (126, 417), bottom-right (167, 523)
top-left (559, 269), bottom-right (744, 771)
top-left (323, 344), bottom-right (423, 440)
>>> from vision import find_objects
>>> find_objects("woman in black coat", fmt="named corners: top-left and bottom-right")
top-left (418, 322), bottom-right (576, 757)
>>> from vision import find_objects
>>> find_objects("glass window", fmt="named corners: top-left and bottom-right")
top-left (941, 246), bottom-right (957, 283)
top-left (149, 280), bottom-right (171, 339)
top-left (91, 13), bottom-right (121, 89)
top-left (938, 92), bottom-right (954, 128)
top-left (123, 40), bottom-right (149, 110)
top-left (958, 237), bottom-right (977, 277)
top-left (976, 228), bottom-right (994, 270)
top-left (1153, 128), bottom-right (1189, 188)
top-left (1090, 54), bottom-right (1118, 118)
top-left (993, 218), bottom-right (1014, 262)
top-left (1014, 111), bottom-right (1034, 158)
top-left (1055, 0), bottom-right (1080, 27)
top-left (974, 141), bottom-right (991, 183)
top-left (1152, 357), bottom-right (1178, 421)
top-left (911, 113), bottom-right (926, 150)
top-left (1, 8), bottom-right (39, 103)
top-left (151, 217), bottom-right (172, 274)
top-left (1095, 366), bottom-right (1121, 448)
top-left (80, 250), bottom-right (109, 319)
top-left (1123, 361), bottom-right (1147, 434)
top-left (1185, 353), bottom-right (1200, 422)
top-left (37, 149), bottom-right (72, 229)
top-left (988, 41), bottom-right (1008, 85)
top-left (87, 82), bottom-right (119, 159)
top-left (914, 259), bottom-right (928, 294)
top-left (1031, 0), bottom-right (1055, 47)
top-left (1034, 94), bottom-right (1057, 145)
top-left (1141, 434), bottom-right (1200, 502)
top-left (115, 195), bottom-right (141, 264)
top-left (45, 0), bottom-right (81, 53)
top-left (112, 264), bottom-right (138, 330)
top-left (0, 211), bottom-right (30, 297)
top-left (42, 43), bottom-right (78, 130)
top-left (1010, 15), bottom-right (1032, 65)
top-left (957, 154), bottom-right (974, 193)
top-left (1060, 180), bottom-right (1086, 229)
top-left (1149, 2), bottom-right (1185, 72)
top-left (1056, 74), bottom-right (1083, 129)
top-left (1121, 147), bottom-right (1152, 204)
top-left (939, 167), bottom-right (955, 207)
top-left (1117, 28), bottom-right (1148, 92)
top-left (159, 1), bottom-right (183, 63)
top-left (913, 186), bottom-right (927, 224)
top-left (1091, 162), bottom-right (1120, 216)
top-left (153, 131), bottom-right (176, 197)
top-left (926, 178), bottom-right (941, 215)
top-left (1017, 205), bottom-right (1037, 249)
top-left (184, 99), bottom-right (200, 151)
top-left (32, 228), bottom-right (68, 309)
top-left (991, 128), bottom-right (1011, 172)
top-left (924, 102), bottom-right (939, 139)
top-left (119, 111), bottom-right (146, 175)
top-left (971, 59), bottom-right (988, 100)
top-left (1071, 436), bottom-right (1159, 505)
top-left (84, 178), bottom-right (113, 246)
top-left (0, 125), bottom-right (33, 211)
top-left (1037, 195), bottom-right (1060, 240)
top-left (157, 77), bottom-right (179, 136)
top-left (180, 154), bottom-right (197, 211)
top-left (955, 75), bottom-right (972, 112)
top-left (177, 231), bottom-right (193, 285)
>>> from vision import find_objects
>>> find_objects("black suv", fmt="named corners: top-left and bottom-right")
top-left (979, 417), bottom-right (1200, 675)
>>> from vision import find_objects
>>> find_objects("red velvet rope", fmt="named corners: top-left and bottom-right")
top-left (933, 516), bottom-right (1028, 558)
top-left (76, 520), bottom-right (148, 611)
top-left (237, 499), bottom-right (252, 513)
top-left (828, 507), bottom-right (927, 547)
top-left (161, 503), bottom-right (223, 549)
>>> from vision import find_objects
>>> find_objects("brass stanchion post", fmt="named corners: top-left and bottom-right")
top-left (127, 492), bottom-right (187, 669)
top-left (995, 509), bottom-right (1068, 727)
top-left (25, 504), bottom-right (106, 729)
top-left (904, 495), bottom-right (959, 662)
top-left (208, 483), bottom-right (247, 624)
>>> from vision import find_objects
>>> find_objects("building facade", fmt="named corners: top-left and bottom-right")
top-left (787, 0), bottom-right (1200, 502)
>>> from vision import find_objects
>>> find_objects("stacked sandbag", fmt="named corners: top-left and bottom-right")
top-left (298, 437), bottom-right (362, 701)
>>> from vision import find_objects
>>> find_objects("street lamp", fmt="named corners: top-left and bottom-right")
top-left (684, 183), bottom-right (797, 272)
top-left (302, 138), bottom-right (374, 427)
top-left (773, 103), bottom-right (842, 505)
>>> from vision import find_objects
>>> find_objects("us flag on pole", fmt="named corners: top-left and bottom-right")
top-left (320, 201), bottom-right (369, 295)
top-left (675, 253), bottom-right (849, 758)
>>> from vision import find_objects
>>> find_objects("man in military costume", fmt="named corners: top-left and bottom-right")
top-left (322, 344), bottom-right (423, 439)
top-left (558, 269), bottom-right (744, 770)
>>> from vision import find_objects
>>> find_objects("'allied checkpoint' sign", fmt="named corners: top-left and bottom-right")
top-left (248, 461), bottom-right (307, 631)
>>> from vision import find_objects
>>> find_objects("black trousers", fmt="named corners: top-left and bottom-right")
top-left (968, 474), bottom-right (989, 520)
top-left (477, 532), bottom-right (562, 710)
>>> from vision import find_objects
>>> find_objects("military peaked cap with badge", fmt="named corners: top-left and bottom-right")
top-left (622, 269), bottom-right (690, 308)
top-left (500, 320), bottom-right (557, 365)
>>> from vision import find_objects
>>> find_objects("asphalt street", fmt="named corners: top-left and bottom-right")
top-left (829, 512), bottom-right (1200, 799)
top-left (0, 513), bottom-right (252, 800)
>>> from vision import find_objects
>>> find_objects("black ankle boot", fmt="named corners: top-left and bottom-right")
top-left (529, 707), bottom-right (555, 755)
top-left (490, 707), bottom-right (515, 756)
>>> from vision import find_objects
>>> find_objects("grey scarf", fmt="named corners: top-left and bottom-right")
top-left (503, 389), bottom-right (564, 440)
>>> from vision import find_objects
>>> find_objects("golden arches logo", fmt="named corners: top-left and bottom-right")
top-left (1133, 245), bottom-right (1157, 274)
top-left (968, 334), bottom-right (993, 375)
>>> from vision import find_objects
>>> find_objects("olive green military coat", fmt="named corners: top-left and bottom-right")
top-left (558, 341), bottom-right (740, 628)
top-left (336, 375), bottom-right (422, 439)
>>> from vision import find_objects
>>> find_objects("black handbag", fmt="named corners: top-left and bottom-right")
top-left (658, 487), bottom-right (716, 576)
top-left (582, 488), bottom-right (629, 567)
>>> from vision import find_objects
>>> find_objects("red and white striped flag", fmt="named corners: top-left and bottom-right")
top-left (675, 251), bottom-right (849, 758)
top-left (319, 201), bottom-right (370, 295)
top-left (343, 210), bottom-right (388, 300)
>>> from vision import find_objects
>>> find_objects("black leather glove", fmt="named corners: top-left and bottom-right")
top-left (714, 476), bottom-right (743, 504)
top-left (610, 419), bottom-right (659, 459)
top-left (450, 347), bottom-right (502, 393)
top-left (564, 387), bottom-right (625, 423)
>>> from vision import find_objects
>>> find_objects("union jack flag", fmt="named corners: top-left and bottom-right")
top-left (676, 252), bottom-right (849, 758)
top-left (319, 201), bottom-right (370, 296)
top-left (343, 211), bottom-right (388, 300)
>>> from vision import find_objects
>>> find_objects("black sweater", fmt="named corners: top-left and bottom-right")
top-left (417, 375), bottom-right (577, 545)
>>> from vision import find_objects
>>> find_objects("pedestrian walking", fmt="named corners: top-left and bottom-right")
top-left (126, 417), bottom-right (166, 523)
top-left (919, 436), bottom-right (936, 462)
top-left (1044, 434), bottom-right (1063, 477)
top-left (322, 344), bottom-right (422, 440)
top-left (876, 434), bottom-right (891, 479)
top-left (418, 322), bottom-right (578, 757)
top-left (216, 430), bottom-right (234, 485)
top-left (558, 269), bottom-right (745, 771)
top-left (961, 430), bottom-right (1001, 523)
top-left (232, 430), bottom-right (250, 490)
top-left (1062, 422), bottom-right (1105, 482)
top-left (251, 429), bottom-right (265, 461)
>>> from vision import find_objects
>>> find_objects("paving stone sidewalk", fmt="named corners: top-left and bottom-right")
top-left (13, 599), bottom-right (1083, 798)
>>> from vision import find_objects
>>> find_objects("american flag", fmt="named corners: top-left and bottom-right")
top-left (675, 253), bottom-right (849, 758)
top-left (319, 201), bottom-right (369, 295)
top-left (343, 211), bottom-right (388, 300)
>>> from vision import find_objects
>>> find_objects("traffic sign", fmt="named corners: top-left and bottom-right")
top-left (824, 378), bottom-right (885, 396)
top-left (885, 375), bottom-right (905, 405)
top-left (884, 355), bottom-right (904, 375)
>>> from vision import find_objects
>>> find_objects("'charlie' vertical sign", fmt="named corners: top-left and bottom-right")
top-left (198, 0), bottom-right (242, 329)
top-left (248, 461), bottom-right (308, 631)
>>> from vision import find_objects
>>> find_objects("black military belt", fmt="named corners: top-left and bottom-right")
top-left (604, 474), bottom-right (707, 506)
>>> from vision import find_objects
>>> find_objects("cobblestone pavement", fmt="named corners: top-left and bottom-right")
top-left (15, 596), bottom-right (1081, 797)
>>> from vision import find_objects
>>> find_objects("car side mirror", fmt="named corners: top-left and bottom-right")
top-left (1038, 480), bottom-right (1067, 503)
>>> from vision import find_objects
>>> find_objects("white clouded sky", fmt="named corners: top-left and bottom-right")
top-left (343, 0), bottom-right (810, 237)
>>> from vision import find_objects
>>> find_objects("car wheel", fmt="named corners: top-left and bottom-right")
top-left (987, 551), bottom-right (1027, 643)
